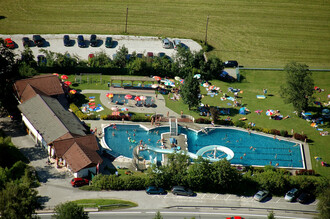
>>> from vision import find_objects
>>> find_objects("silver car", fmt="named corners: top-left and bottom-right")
top-left (162, 38), bottom-right (171, 49)
top-left (253, 190), bottom-right (269, 202)
top-left (284, 188), bottom-right (299, 202)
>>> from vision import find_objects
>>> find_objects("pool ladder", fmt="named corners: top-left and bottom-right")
top-left (170, 118), bottom-right (178, 136)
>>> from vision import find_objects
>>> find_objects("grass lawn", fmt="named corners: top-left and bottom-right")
top-left (71, 199), bottom-right (137, 211)
top-left (1, 0), bottom-right (329, 68)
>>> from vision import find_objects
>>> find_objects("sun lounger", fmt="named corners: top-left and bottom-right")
top-left (257, 95), bottom-right (266, 99)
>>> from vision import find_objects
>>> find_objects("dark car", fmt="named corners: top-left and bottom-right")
top-left (224, 60), bottom-right (239, 68)
top-left (77, 35), bottom-right (86, 48)
top-left (146, 186), bottom-right (166, 195)
top-left (71, 178), bottom-right (89, 187)
top-left (105, 37), bottom-right (113, 48)
top-left (171, 186), bottom-right (194, 196)
top-left (37, 55), bottom-right (47, 66)
top-left (33, 35), bottom-right (44, 47)
top-left (136, 53), bottom-right (143, 58)
top-left (22, 37), bottom-right (30, 47)
top-left (63, 35), bottom-right (71, 47)
top-left (157, 52), bottom-right (166, 58)
top-left (90, 34), bottom-right (97, 47)
top-left (297, 192), bottom-right (311, 204)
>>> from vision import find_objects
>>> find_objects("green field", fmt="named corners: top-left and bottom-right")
top-left (1, 0), bottom-right (329, 68)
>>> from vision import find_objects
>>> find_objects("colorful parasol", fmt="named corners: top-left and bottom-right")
top-left (64, 81), bottom-right (72, 86)
top-left (53, 73), bottom-right (59, 76)
top-left (121, 107), bottom-right (128, 111)
top-left (140, 96), bottom-right (146, 100)
top-left (61, 75), bottom-right (68, 80)
top-left (134, 96), bottom-right (141, 101)
top-left (125, 94), bottom-right (132, 99)
top-left (153, 76), bottom-right (161, 81)
top-left (69, 89), bottom-right (76, 94)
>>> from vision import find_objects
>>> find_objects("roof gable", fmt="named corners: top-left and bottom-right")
top-left (14, 74), bottom-right (64, 101)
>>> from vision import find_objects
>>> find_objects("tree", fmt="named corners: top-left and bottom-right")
top-left (268, 211), bottom-right (276, 219)
top-left (53, 202), bottom-right (89, 219)
top-left (0, 181), bottom-right (40, 219)
top-left (181, 72), bottom-right (201, 110)
top-left (113, 46), bottom-right (129, 68)
top-left (280, 62), bottom-right (314, 116)
top-left (153, 211), bottom-right (163, 219)
top-left (316, 187), bottom-right (330, 219)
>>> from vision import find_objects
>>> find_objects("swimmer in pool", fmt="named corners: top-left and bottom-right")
top-left (250, 146), bottom-right (253, 150)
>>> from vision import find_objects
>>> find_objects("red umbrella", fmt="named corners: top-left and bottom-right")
top-left (61, 75), bottom-right (68, 80)
top-left (125, 94), bottom-right (132, 99)
top-left (153, 76), bottom-right (161, 81)
top-left (134, 96), bottom-right (141, 101)
top-left (64, 81), bottom-right (72, 86)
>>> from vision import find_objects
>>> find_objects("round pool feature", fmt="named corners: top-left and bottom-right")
top-left (196, 145), bottom-right (234, 161)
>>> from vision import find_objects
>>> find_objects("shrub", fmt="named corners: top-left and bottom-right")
top-left (195, 118), bottom-right (211, 124)
top-left (280, 130), bottom-right (288, 137)
top-left (102, 115), bottom-right (129, 121)
top-left (293, 133), bottom-right (308, 141)
top-left (295, 169), bottom-right (316, 176)
top-left (215, 119), bottom-right (234, 126)
top-left (234, 120), bottom-right (245, 128)
top-left (270, 129), bottom-right (280, 135)
top-left (130, 115), bottom-right (151, 122)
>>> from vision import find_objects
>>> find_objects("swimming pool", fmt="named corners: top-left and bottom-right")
top-left (111, 94), bottom-right (154, 106)
top-left (103, 124), bottom-right (305, 168)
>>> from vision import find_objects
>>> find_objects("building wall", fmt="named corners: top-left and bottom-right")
top-left (21, 114), bottom-right (47, 149)
top-left (72, 166), bottom-right (96, 178)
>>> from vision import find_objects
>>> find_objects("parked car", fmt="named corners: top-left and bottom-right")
top-left (147, 52), bottom-right (154, 58)
top-left (226, 217), bottom-right (245, 219)
top-left (224, 60), bottom-right (238, 68)
top-left (253, 190), bottom-right (269, 202)
top-left (63, 35), bottom-right (71, 47)
top-left (33, 35), bottom-right (44, 47)
top-left (284, 188), bottom-right (299, 202)
top-left (88, 54), bottom-right (94, 59)
top-left (105, 37), bottom-right (113, 48)
top-left (173, 39), bottom-right (181, 50)
top-left (146, 186), bottom-right (166, 195)
top-left (162, 38), bottom-right (171, 49)
top-left (157, 52), bottom-right (166, 58)
top-left (171, 186), bottom-right (194, 196)
top-left (90, 34), bottom-right (98, 47)
top-left (4, 38), bottom-right (15, 49)
top-left (37, 55), bottom-right (47, 66)
top-left (22, 37), bottom-right (30, 47)
top-left (136, 53), bottom-right (143, 58)
top-left (297, 192), bottom-right (311, 204)
top-left (77, 35), bottom-right (86, 48)
top-left (71, 178), bottom-right (89, 187)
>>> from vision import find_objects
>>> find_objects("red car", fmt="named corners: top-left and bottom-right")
top-left (4, 38), bottom-right (15, 49)
top-left (71, 178), bottom-right (89, 187)
top-left (226, 217), bottom-right (245, 219)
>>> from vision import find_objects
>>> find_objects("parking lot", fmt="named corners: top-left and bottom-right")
top-left (0, 34), bottom-right (202, 61)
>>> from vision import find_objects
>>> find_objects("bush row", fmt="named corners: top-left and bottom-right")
top-left (92, 174), bottom-right (147, 190)
top-left (69, 103), bottom-right (98, 120)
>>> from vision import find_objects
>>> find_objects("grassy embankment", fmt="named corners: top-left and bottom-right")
top-left (0, 0), bottom-right (329, 68)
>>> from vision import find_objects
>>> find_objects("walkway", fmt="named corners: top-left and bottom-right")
top-left (81, 89), bottom-right (180, 118)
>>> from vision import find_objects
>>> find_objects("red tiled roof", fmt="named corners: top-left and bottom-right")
top-left (14, 74), bottom-right (64, 101)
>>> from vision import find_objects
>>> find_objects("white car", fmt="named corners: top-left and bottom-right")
top-left (162, 38), bottom-right (171, 49)
top-left (173, 39), bottom-right (181, 50)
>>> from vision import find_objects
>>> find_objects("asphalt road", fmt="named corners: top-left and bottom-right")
top-left (38, 209), bottom-right (316, 219)
top-left (0, 34), bottom-right (202, 61)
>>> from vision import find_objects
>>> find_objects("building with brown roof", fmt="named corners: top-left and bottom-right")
top-left (14, 75), bottom-right (103, 178)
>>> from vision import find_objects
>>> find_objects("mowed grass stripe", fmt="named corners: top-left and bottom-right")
top-left (0, 0), bottom-right (329, 67)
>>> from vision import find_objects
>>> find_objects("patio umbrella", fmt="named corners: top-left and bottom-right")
top-left (140, 96), bottom-right (146, 100)
top-left (64, 81), bottom-right (72, 86)
top-left (134, 96), bottom-right (141, 101)
top-left (69, 89), bottom-right (76, 94)
top-left (203, 82), bottom-right (209, 87)
top-left (111, 107), bottom-right (118, 111)
top-left (61, 75), bottom-right (68, 80)
top-left (125, 94), bottom-right (132, 99)
top-left (151, 84), bottom-right (159, 88)
top-left (174, 76), bottom-right (181, 81)
top-left (153, 76), bottom-right (161, 81)
top-left (266, 110), bottom-right (274, 116)
top-left (164, 80), bottom-right (175, 87)
top-left (121, 107), bottom-right (128, 111)
top-left (179, 79), bottom-right (184, 84)
top-left (194, 74), bottom-right (201, 79)
top-left (53, 73), bottom-right (59, 76)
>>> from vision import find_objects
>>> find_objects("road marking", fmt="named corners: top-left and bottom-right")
top-left (226, 194), bottom-right (231, 200)
top-left (213, 194), bottom-right (218, 199)
top-left (200, 194), bottom-right (206, 199)
top-left (276, 198), bottom-right (282, 203)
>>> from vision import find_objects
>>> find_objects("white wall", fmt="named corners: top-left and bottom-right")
top-left (72, 166), bottom-right (96, 178)
top-left (22, 113), bottom-right (47, 148)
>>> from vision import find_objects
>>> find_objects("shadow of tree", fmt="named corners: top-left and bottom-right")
top-left (20, 146), bottom-right (48, 161)
top-left (0, 16), bottom-right (6, 20)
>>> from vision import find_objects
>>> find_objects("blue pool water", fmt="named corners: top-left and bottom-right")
top-left (111, 94), bottom-right (154, 105)
top-left (104, 125), bottom-right (304, 168)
